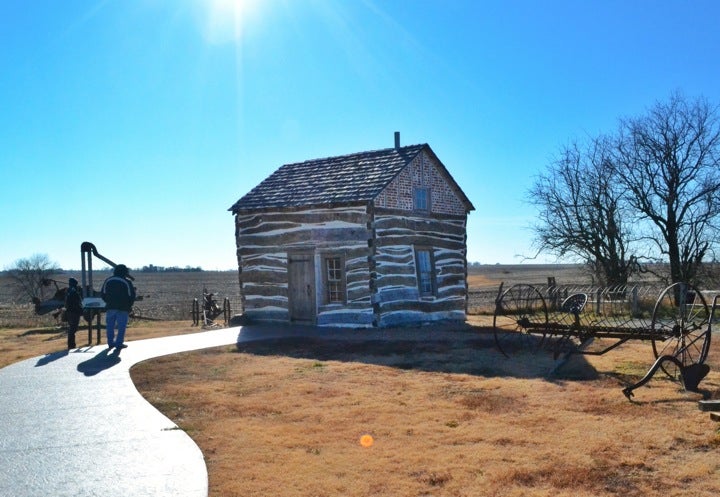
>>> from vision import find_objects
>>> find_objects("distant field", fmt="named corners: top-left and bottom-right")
top-left (467, 263), bottom-right (590, 288)
top-left (0, 264), bottom-right (646, 299)
top-left (0, 264), bottom-right (666, 327)
top-left (0, 270), bottom-right (240, 327)
top-left (0, 270), bottom-right (237, 304)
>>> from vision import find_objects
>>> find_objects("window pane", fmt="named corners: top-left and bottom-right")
top-left (414, 188), bottom-right (429, 211)
top-left (417, 251), bottom-right (431, 271)
top-left (416, 250), bottom-right (433, 295)
top-left (326, 257), bottom-right (344, 303)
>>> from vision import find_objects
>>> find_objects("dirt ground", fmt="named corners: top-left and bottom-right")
top-left (0, 320), bottom-right (200, 369)
top-left (3, 315), bottom-right (720, 496)
top-left (130, 316), bottom-right (720, 497)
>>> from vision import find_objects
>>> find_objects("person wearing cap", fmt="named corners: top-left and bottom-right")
top-left (100, 264), bottom-right (136, 350)
top-left (64, 278), bottom-right (83, 349)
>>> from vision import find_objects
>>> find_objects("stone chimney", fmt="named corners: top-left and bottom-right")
top-left (394, 131), bottom-right (400, 149)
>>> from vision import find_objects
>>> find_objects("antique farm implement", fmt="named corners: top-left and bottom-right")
top-left (492, 282), bottom-right (716, 399)
top-left (32, 278), bottom-right (70, 319)
top-left (80, 241), bottom-right (152, 344)
top-left (191, 288), bottom-right (231, 327)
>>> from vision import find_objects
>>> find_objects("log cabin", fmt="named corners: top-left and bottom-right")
top-left (229, 133), bottom-right (475, 327)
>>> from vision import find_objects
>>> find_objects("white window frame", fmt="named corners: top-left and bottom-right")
top-left (413, 187), bottom-right (430, 212)
top-left (414, 247), bottom-right (437, 297)
top-left (322, 254), bottom-right (346, 304)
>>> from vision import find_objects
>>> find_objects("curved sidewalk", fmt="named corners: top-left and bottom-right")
top-left (0, 324), bottom-right (475, 496)
top-left (0, 325), bottom-right (313, 497)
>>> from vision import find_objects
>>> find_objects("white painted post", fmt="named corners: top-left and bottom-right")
top-left (632, 286), bottom-right (638, 316)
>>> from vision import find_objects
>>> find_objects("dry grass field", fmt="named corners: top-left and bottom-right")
top-left (131, 318), bottom-right (720, 497)
top-left (466, 264), bottom-right (591, 289)
top-left (0, 320), bottom-right (201, 369)
top-left (3, 265), bottom-right (720, 496)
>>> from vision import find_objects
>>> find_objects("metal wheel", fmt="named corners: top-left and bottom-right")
top-left (493, 284), bottom-right (549, 357)
top-left (651, 283), bottom-right (711, 380)
top-left (545, 293), bottom-right (589, 359)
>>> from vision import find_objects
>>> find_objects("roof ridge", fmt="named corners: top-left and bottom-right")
top-left (228, 142), bottom-right (454, 214)
top-left (286, 143), bottom-right (427, 166)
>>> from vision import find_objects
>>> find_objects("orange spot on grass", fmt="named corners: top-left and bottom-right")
top-left (360, 434), bottom-right (374, 447)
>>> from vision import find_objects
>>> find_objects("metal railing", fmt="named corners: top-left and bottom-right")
top-left (5, 283), bottom-right (720, 327)
top-left (0, 295), bottom-right (244, 328)
top-left (467, 283), bottom-right (720, 318)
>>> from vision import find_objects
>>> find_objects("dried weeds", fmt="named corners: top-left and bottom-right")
top-left (131, 325), bottom-right (720, 497)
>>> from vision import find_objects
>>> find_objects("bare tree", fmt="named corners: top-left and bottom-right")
top-left (529, 135), bottom-right (638, 286)
top-left (614, 92), bottom-right (720, 284)
top-left (6, 254), bottom-right (62, 302)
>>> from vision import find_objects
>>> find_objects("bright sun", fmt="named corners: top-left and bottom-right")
top-left (210, 0), bottom-right (256, 16)
top-left (202, 0), bottom-right (261, 44)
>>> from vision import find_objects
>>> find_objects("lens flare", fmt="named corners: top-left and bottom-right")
top-left (201, 0), bottom-right (261, 44)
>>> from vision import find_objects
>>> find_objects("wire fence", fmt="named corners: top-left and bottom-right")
top-left (4, 282), bottom-right (719, 329)
top-left (0, 295), bottom-right (245, 329)
top-left (471, 282), bottom-right (720, 317)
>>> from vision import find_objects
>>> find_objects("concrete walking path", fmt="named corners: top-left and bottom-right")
top-left (0, 326), bottom-right (279, 497)
top-left (0, 323), bottom-right (474, 496)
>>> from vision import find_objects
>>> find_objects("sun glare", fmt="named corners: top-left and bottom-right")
top-left (202, 0), bottom-right (261, 44)
top-left (211, 0), bottom-right (257, 16)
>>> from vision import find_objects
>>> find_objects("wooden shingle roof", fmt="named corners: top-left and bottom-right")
top-left (229, 143), bottom-right (474, 213)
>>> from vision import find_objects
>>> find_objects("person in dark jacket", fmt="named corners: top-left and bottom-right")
top-left (64, 278), bottom-right (83, 349)
top-left (101, 264), bottom-right (136, 350)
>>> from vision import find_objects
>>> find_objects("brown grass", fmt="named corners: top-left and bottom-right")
top-left (0, 320), bottom-right (201, 368)
top-left (3, 263), bottom-right (720, 496)
top-left (129, 317), bottom-right (720, 497)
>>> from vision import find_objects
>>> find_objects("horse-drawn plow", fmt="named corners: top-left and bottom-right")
top-left (493, 282), bottom-right (716, 399)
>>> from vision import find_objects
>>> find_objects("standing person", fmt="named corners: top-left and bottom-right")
top-left (64, 277), bottom-right (83, 349)
top-left (101, 264), bottom-right (136, 350)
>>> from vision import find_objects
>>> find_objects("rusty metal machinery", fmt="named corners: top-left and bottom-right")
top-left (191, 288), bottom-right (231, 327)
top-left (492, 282), bottom-right (715, 399)
top-left (80, 241), bottom-right (139, 345)
top-left (31, 278), bottom-right (69, 319)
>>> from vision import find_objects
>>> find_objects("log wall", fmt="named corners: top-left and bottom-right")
top-left (371, 208), bottom-right (468, 327)
top-left (233, 150), bottom-right (470, 328)
top-left (234, 206), bottom-right (374, 326)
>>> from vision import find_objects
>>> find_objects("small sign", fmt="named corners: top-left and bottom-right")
top-left (82, 297), bottom-right (106, 309)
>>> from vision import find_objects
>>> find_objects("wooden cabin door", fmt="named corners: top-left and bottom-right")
top-left (288, 251), bottom-right (316, 323)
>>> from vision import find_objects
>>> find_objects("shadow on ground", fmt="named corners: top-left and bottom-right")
top-left (19, 327), bottom-right (67, 343)
top-left (35, 350), bottom-right (69, 367)
top-left (20, 327), bottom-right (65, 337)
top-left (234, 324), bottom-right (600, 381)
top-left (77, 348), bottom-right (121, 376)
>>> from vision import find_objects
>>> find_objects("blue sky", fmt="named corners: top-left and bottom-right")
top-left (2, 0), bottom-right (720, 271)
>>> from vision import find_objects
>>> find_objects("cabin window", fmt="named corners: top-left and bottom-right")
top-left (414, 187), bottom-right (430, 212)
top-left (415, 248), bottom-right (436, 297)
top-left (323, 256), bottom-right (346, 304)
